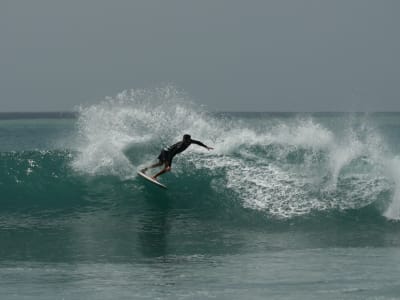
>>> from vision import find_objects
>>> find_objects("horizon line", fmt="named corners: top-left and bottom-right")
top-left (1, 110), bottom-right (400, 114)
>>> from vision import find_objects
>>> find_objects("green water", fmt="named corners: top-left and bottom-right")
top-left (1, 109), bottom-right (400, 299)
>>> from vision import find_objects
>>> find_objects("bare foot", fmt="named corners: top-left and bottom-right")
top-left (151, 176), bottom-right (158, 181)
top-left (141, 168), bottom-right (147, 173)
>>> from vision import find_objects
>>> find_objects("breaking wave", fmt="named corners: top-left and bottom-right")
top-left (2, 86), bottom-right (400, 220)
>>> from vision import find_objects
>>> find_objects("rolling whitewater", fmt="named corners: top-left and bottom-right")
top-left (1, 87), bottom-right (400, 299)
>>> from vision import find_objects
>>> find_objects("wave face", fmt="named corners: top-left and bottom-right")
top-left (2, 86), bottom-right (400, 221)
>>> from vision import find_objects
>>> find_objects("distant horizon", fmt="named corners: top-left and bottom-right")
top-left (1, 110), bottom-right (400, 116)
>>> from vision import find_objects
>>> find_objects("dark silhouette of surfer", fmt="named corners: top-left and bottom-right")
top-left (141, 134), bottom-right (213, 180)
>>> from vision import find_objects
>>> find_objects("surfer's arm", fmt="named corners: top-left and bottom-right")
top-left (191, 140), bottom-right (214, 150)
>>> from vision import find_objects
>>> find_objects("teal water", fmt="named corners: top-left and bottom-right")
top-left (1, 91), bottom-right (400, 299)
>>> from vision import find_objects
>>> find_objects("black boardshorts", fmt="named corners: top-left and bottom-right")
top-left (157, 149), bottom-right (173, 166)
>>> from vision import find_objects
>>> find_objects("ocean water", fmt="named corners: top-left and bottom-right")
top-left (1, 88), bottom-right (400, 299)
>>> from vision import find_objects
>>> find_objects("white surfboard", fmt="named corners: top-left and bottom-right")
top-left (137, 171), bottom-right (167, 189)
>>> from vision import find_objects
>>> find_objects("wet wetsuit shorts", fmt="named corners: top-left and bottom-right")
top-left (157, 149), bottom-right (173, 166)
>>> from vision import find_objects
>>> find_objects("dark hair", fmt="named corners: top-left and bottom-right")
top-left (183, 134), bottom-right (191, 140)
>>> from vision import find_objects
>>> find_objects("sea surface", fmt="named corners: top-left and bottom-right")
top-left (1, 88), bottom-right (400, 299)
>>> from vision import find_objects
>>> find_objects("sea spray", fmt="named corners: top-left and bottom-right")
top-left (72, 86), bottom-right (217, 178)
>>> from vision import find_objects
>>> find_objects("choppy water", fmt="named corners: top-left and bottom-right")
top-left (1, 87), bottom-right (400, 299)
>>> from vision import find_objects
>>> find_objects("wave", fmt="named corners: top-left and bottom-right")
top-left (1, 86), bottom-right (400, 221)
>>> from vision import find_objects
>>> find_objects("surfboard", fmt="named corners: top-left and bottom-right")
top-left (137, 171), bottom-right (167, 189)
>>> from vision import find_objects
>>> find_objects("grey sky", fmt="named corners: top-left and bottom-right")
top-left (1, 0), bottom-right (399, 112)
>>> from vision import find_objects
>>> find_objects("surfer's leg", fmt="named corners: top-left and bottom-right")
top-left (142, 150), bottom-right (168, 173)
top-left (141, 161), bottom-right (163, 173)
top-left (152, 162), bottom-right (171, 180)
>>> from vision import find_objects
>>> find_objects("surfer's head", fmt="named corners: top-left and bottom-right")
top-left (183, 134), bottom-right (191, 142)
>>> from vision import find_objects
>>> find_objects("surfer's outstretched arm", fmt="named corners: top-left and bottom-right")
top-left (191, 139), bottom-right (214, 150)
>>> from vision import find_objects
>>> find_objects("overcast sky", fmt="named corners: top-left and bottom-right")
top-left (1, 0), bottom-right (399, 112)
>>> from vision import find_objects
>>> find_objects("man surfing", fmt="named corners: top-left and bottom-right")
top-left (141, 134), bottom-right (213, 180)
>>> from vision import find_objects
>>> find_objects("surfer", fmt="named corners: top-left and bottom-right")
top-left (141, 134), bottom-right (213, 180)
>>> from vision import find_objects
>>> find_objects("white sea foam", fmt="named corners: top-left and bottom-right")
top-left (195, 118), bottom-right (394, 218)
top-left (383, 157), bottom-right (400, 220)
